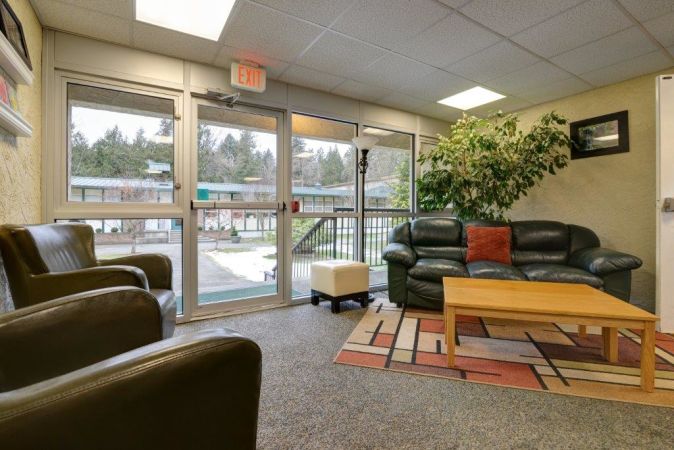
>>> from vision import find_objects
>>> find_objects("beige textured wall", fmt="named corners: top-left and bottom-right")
top-left (0, 0), bottom-right (42, 312)
top-left (508, 68), bottom-right (674, 308)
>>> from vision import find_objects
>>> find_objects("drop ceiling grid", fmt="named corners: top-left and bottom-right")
top-left (29, 0), bottom-right (674, 120)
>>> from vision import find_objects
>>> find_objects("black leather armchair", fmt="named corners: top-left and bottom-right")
top-left (383, 218), bottom-right (643, 310)
top-left (0, 223), bottom-right (177, 337)
top-left (0, 287), bottom-right (262, 449)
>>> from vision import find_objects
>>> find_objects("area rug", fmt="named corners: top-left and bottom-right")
top-left (335, 299), bottom-right (674, 407)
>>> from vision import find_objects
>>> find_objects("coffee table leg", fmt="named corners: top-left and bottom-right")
top-left (578, 325), bottom-right (587, 338)
top-left (641, 322), bottom-right (656, 392)
top-left (446, 306), bottom-right (456, 368)
top-left (602, 327), bottom-right (618, 363)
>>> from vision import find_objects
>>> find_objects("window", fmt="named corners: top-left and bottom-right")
top-left (197, 105), bottom-right (277, 202)
top-left (362, 127), bottom-right (413, 211)
top-left (67, 83), bottom-right (175, 204)
top-left (291, 113), bottom-right (357, 212)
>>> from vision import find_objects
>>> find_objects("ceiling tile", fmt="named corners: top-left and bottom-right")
top-left (551, 27), bottom-right (658, 74)
top-left (396, 14), bottom-right (501, 67)
top-left (398, 70), bottom-right (474, 102)
top-left (437, 0), bottom-right (471, 7)
top-left (617, 0), bottom-right (674, 21)
top-left (460, 0), bottom-right (585, 36)
top-left (413, 102), bottom-right (464, 121)
top-left (447, 41), bottom-right (540, 83)
top-left (213, 46), bottom-right (290, 79)
top-left (250, 0), bottom-right (356, 26)
top-left (54, 0), bottom-right (133, 19)
top-left (579, 50), bottom-right (673, 87)
top-left (222, 1), bottom-right (323, 62)
top-left (296, 32), bottom-right (385, 78)
top-left (30, 0), bottom-right (131, 45)
top-left (351, 53), bottom-right (435, 90)
top-left (331, 80), bottom-right (392, 103)
top-left (469, 96), bottom-right (533, 117)
top-left (132, 23), bottom-right (221, 64)
top-left (484, 61), bottom-right (571, 95)
top-left (643, 12), bottom-right (674, 48)
top-left (280, 65), bottom-right (346, 91)
top-left (332, 0), bottom-right (451, 50)
top-left (518, 77), bottom-right (593, 104)
top-left (511, 0), bottom-right (632, 58)
top-left (376, 92), bottom-right (428, 111)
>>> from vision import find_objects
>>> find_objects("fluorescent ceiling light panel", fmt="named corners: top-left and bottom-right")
top-left (136, 0), bottom-right (235, 41)
top-left (437, 87), bottom-right (505, 110)
top-left (363, 127), bottom-right (394, 137)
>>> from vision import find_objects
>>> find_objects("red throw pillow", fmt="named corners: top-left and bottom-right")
top-left (465, 226), bottom-right (512, 265)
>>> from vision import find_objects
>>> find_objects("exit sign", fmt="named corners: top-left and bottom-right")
top-left (231, 62), bottom-right (266, 93)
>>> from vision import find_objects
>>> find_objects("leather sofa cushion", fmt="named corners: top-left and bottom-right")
top-left (511, 221), bottom-right (569, 266)
top-left (25, 224), bottom-right (97, 272)
top-left (414, 246), bottom-right (464, 261)
top-left (410, 218), bottom-right (462, 247)
top-left (408, 258), bottom-right (468, 282)
top-left (465, 226), bottom-right (512, 264)
top-left (407, 277), bottom-right (444, 300)
top-left (466, 261), bottom-right (526, 281)
top-left (519, 264), bottom-right (603, 288)
top-left (511, 221), bottom-right (568, 251)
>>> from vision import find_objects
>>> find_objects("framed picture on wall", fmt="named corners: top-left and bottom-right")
top-left (0, 0), bottom-right (31, 70)
top-left (570, 110), bottom-right (629, 159)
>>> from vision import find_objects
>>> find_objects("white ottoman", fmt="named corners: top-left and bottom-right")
top-left (310, 260), bottom-right (369, 313)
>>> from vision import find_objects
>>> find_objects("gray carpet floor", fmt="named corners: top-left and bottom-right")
top-left (177, 296), bottom-right (674, 449)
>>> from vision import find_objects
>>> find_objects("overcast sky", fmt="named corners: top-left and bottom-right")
top-left (72, 107), bottom-right (353, 158)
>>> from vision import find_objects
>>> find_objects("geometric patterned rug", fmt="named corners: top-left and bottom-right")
top-left (335, 298), bottom-right (674, 407)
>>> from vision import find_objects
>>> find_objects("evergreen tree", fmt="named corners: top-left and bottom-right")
top-left (390, 158), bottom-right (410, 209)
top-left (320, 146), bottom-right (346, 186)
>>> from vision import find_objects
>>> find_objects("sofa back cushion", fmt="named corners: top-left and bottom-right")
top-left (24, 223), bottom-right (97, 273)
top-left (410, 218), bottom-right (463, 261)
top-left (511, 221), bottom-right (569, 266)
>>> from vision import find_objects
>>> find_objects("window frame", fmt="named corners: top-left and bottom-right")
top-left (51, 72), bottom-right (184, 219)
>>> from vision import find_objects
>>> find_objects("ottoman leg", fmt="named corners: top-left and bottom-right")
top-left (310, 290), bottom-right (320, 306)
top-left (331, 300), bottom-right (340, 314)
top-left (360, 293), bottom-right (368, 308)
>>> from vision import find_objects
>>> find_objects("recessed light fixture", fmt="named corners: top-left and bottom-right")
top-left (136, 0), bottom-right (235, 41)
top-left (437, 87), bottom-right (505, 110)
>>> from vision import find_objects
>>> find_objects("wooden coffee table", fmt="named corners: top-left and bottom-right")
top-left (443, 278), bottom-right (659, 392)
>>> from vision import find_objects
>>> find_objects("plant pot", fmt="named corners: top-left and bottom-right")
top-left (231, 236), bottom-right (241, 243)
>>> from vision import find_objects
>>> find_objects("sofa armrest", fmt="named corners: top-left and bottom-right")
top-left (568, 247), bottom-right (642, 276)
top-left (382, 243), bottom-right (416, 268)
top-left (27, 266), bottom-right (149, 305)
top-left (0, 329), bottom-right (262, 450)
top-left (0, 287), bottom-right (162, 392)
top-left (98, 253), bottom-right (172, 290)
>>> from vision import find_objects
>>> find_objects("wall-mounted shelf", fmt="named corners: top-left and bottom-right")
top-left (0, 101), bottom-right (31, 137)
top-left (0, 31), bottom-right (32, 86)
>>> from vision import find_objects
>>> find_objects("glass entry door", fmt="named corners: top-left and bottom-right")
top-left (191, 100), bottom-right (284, 314)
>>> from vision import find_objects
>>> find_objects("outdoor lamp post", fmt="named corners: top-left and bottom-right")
top-left (352, 136), bottom-right (379, 265)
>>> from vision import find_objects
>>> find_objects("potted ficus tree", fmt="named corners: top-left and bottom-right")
top-left (416, 112), bottom-right (571, 220)
top-left (230, 225), bottom-right (241, 244)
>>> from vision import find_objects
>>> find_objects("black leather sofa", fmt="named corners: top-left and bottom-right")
top-left (382, 218), bottom-right (642, 310)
